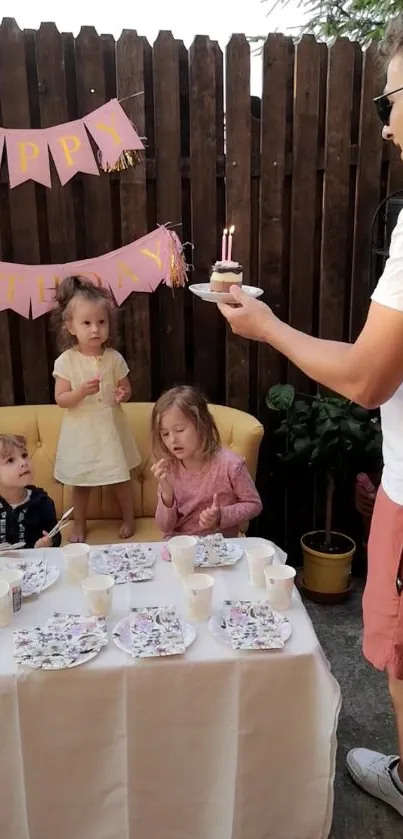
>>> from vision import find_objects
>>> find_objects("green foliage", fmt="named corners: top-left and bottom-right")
top-left (263, 0), bottom-right (403, 44)
top-left (266, 384), bottom-right (382, 475)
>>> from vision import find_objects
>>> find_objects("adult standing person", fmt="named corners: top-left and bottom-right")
top-left (218, 17), bottom-right (403, 819)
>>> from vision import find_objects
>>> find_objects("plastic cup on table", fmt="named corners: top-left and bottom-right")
top-left (246, 544), bottom-right (275, 588)
top-left (0, 579), bottom-right (12, 627)
top-left (182, 573), bottom-right (214, 622)
top-left (62, 543), bottom-right (90, 584)
top-left (168, 535), bottom-right (198, 578)
top-left (0, 568), bottom-right (23, 612)
top-left (264, 565), bottom-right (296, 611)
top-left (82, 574), bottom-right (115, 617)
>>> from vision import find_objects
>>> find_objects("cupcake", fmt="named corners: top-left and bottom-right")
top-left (209, 260), bottom-right (243, 293)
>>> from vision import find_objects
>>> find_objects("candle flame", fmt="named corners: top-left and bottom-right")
top-left (223, 227), bottom-right (228, 235)
top-left (229, 225), bottom-right (235, 234)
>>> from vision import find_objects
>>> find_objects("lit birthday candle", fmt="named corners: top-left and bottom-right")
top-left (227, 225), bottom-right (235, 261)
top-left (221, 228), bottom-right (228, 262)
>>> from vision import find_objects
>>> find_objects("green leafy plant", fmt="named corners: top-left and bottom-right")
top-left (266, 384), bottom-right (382, 549)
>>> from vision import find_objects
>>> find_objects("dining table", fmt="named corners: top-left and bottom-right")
top-left (0, 537), bottom-right (341, 839)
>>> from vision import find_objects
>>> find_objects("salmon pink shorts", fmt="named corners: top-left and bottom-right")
top-left (363, 485), bottom-right (403, 678)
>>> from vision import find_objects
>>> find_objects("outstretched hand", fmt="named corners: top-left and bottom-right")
top-left (199, 493), bottom-right (221, 530)
top-left (217, 285), bottom-right (276, 343)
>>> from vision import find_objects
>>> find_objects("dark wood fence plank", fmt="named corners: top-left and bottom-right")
top-left (75, 27), bottom-right (113, 259)
top-left (225, 34), bottom-right (251, 412)
top-left (319, 38), bottom-right (355, 342)
top-left (0, 18), bottom-right (49, 404)
top-left (153, 31), bottom-right (185, 391)
top-left (258, 34), bottom-right (294, 412)
top-left (189, 35), bottom-right (221, 402)
top-left (116, 30), bottom-right (151, 401)
top-left (36, 23), bottom-right (76, 264)
top-left (288, 36), bottom-right (321, 391)
top-left (350, 43), bottom-right (383, 339)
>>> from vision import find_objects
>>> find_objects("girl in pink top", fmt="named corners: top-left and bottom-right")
top-left (150, 385), bottom-right (262, 539)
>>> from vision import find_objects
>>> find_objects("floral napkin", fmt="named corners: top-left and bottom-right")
top-left (2, 557), bottom-right (47, 596)
top-left (13, 612), bottom-right (108, 670)
top-left (196, 534), bottom-right (238, 567)
top-left (223, 600), bottom-right (285, 651)
top-left (129, 605), bottom-right (186, 658)
top-left (90, 545), bottom-right (155, 584)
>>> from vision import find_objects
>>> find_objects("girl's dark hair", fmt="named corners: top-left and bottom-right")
top-left (379, 16), bottom-right (403, 70)
top-left (151, 385), bottom-right (221, 461)
top-left (51, 275), bottom-right (117, 351)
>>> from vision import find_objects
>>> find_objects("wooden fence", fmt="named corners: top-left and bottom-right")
top-left (0, 19), bottom-right (396, 554)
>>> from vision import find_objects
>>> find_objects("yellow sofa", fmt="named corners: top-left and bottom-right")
top-left (0, 403), bottom-right (264, 544)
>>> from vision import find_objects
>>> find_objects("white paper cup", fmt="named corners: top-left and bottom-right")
top-left (246, 544), bottom-right (275, 588)
top-left (168, 536), bottom-right (198, 578)
top-left (0, 579), bottom-right (12, 627)
top-left (82, 574), bottom-right (115, 616)
top-left (264, 564), bottom-right (296, 610)
top-left (62, 543), bottom-right (90, 584)
top-left (0, 568), bottom-right (23, 612)
top-left (182, 573), bottom-right (214, 622)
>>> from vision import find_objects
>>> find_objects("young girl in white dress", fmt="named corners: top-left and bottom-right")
top-left (52, 275), bottom-right (141, 542)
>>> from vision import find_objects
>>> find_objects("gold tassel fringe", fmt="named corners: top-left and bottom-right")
top-left (98, 149), bottom-right (144, 173)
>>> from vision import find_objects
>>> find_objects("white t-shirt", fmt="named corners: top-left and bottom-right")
top-left (371, 208), bottom-right (403, 505)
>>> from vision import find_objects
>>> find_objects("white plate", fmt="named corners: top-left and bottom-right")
top-left (208, 611), bottom-right (292, 646)
top-left (21, 647), bottom-right (101, 671)
top-left (112, 616), bottom-right (197, 656)
top-left (189, 284), bottom-right (264, 304)
top-left (23, 565), bottom-right (60, 598)
top-left (195, 540), bottom-right (244, 568)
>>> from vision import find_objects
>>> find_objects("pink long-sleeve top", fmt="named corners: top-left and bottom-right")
top-left (155, 447), bottom-right (262, 539)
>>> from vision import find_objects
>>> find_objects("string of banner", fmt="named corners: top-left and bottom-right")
top-left (0, 93), bottom-right (188, 318)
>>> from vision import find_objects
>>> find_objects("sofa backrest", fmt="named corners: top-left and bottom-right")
top-left (0, 403), bottom-right (264, 519)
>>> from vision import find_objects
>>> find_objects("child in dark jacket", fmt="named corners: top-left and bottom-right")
top-left (0, 434), bottom-right (61, 549)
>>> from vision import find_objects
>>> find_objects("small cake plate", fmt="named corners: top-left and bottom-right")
top-left (189, 284), bottom-right (264, 304)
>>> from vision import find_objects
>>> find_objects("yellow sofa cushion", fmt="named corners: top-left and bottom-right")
top-left (0, 403), bottom-right (264, 544)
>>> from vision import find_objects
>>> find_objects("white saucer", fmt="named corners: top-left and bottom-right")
top-left (189, 284), bottom-right (264, 304)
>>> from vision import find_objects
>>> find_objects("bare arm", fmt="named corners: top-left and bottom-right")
top-left (54, 377), bottom-right (85, 409)
top-left (218, 289), bottom-right (403, 409)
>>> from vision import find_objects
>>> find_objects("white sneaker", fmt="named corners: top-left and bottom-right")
top-left (347, 748), bottom-right (403, 817)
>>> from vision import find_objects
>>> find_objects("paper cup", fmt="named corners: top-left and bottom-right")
top-left (182, 573), bottom-right (214, 622)
top-left (168, 535), bottom-right (198, 578)
top-left (264, 564), bottom-right (296, 610)
top-left (0, 568), bottom-right (23, 612)
top-left (0, 579), bottom-right (12, 627)
top-left (246, 544), bottom-right (275, 588)
top-left (82, 574), bottom-right (115, 616)
top-left (62, 543), bottom-right (90, 584)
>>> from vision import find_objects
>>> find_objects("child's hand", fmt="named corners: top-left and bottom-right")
top-left (115, 385), bottom-right (130, 403)
top-left (35, 531), bottom-right (52, 549)
top-left (151, 459), bottom-right (174, 506)
top-left (79, 378), bottom-right (100, 399)
top-left (199, 493), bottom-right (221, 530)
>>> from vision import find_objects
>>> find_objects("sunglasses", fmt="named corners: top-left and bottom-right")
top-left (374, 86), bottom-right (403, 125)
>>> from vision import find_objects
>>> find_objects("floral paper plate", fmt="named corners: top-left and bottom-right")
top-left (195, 536), bottom-right (244, 568)
top-left (113, 612), bottom-right (196, 658)
top-left (209, 604), bottom-right (292, 650)
top-left (2, 558), bottom-right (60, 597)
top-left (90, 544), bottom-right (156, 583)
top-left (13, 612), bottom-right (108, 670)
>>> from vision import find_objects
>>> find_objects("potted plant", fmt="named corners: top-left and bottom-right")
top-left (267, 384), bottom-right (382, 597)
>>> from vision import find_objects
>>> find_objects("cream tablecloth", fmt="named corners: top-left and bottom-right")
top-left (0, 539), bottom-right (341, 839)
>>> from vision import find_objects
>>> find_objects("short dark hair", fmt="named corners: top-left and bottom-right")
top-left (379, 16), bottom-right (403, 70)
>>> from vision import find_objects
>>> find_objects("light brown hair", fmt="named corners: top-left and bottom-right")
top-left (151, 385), bottom-right (221, 460)
top-left (379, 16), bottom-right (403, 70)
top-left (51, 275), bottom-right (117, 351)
top-left (0, 434), bottom-right (27, 460)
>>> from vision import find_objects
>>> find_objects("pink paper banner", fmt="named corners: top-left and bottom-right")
top-left (47, 120), bottom-right (99, 185)
top-left (84, 99), bottom-right (144, 167)
top-left (6, 129), bottom-right (51, 189)
top-left (0, 226), bottom-right (185, 319)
